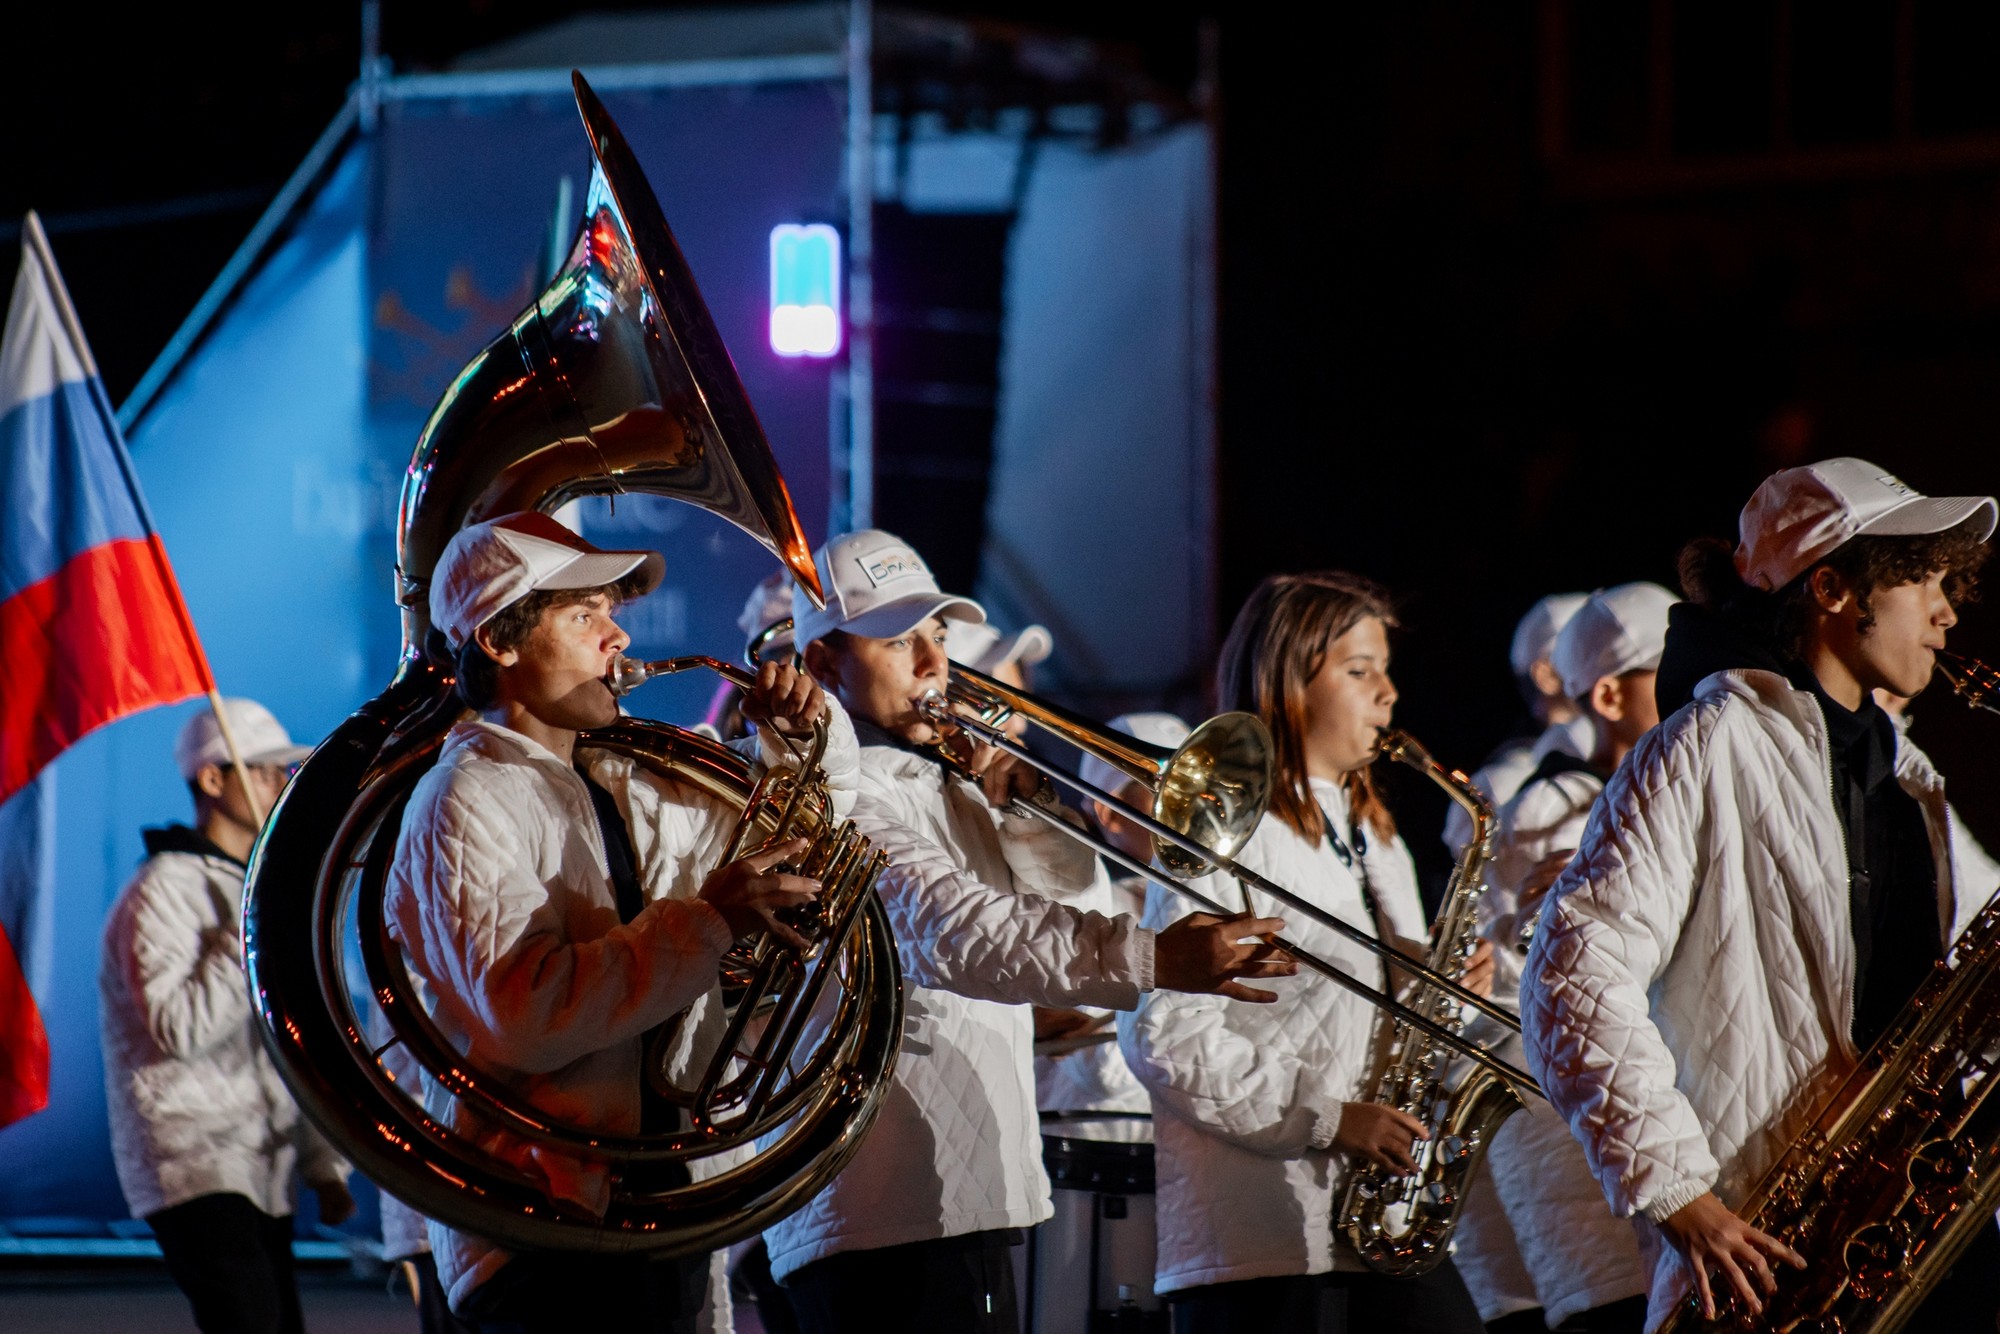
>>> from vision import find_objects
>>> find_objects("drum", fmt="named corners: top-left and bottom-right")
top-left (1024, 1114), bottom-right (1165, 1334)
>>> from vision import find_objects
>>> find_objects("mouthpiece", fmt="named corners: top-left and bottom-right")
top-left (606, 655), bottom-right (656, 697)
top-left (605, 653), bottom-right (755, 698)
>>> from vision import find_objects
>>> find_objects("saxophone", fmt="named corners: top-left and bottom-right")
top-left (1658, 650), bottom-right (2000, 1333)
top-left (1338, 729), bottom-right (1525, 1275)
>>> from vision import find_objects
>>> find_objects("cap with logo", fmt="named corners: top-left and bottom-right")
top-left (945, 619), bottom-right (1053, 677)
top-left (1553, 582), bottom-right (1679, 701)
top-left (1735, 457), bottom-right (1998, 593)
top-left (1508, 592), bottom-right (1589, 679)
top-left (429, 511), bottom-right (666, 650)
top-left (1078, 713), bottom-right (1193, 800)
top-left (175, 699), bottom-right (313, 782)
top-left (791, 529), bottom-right (985, 648)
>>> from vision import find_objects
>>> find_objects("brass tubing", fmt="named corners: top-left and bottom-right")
top-left (929, 699), bottom-right (1527, 1038)
top-left (1000, 788), bottom-right (1543, 1100)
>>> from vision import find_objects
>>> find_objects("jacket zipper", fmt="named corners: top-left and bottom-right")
top-left (1802, 694), bottom-right (1858, 1059)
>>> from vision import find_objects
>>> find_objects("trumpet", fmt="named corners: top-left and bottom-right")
top-left (918, 667), bottom-right (1543, 1098)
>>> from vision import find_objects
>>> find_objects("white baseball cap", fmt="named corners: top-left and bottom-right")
top-left (737, 570), bottom-right (796, 662)
top-left (1508, 592), bottom-right (1589, 678)
top-left (945, 619), bottom-right (1053, 677)
top-left (174, 699), bottom-right (312, 782)
top-left (430, 511), bottom-right (665, 649)
top-left (1735, 457), bottom-right (1997, 593)
top-left (1079, 712), bottom-right (1192, 799)
top-left (791, 529), bottom-right (984, 648)
top-left (1553, 582), bottom-right (1679, 700)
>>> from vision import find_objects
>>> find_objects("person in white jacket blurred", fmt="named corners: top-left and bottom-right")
top-left (1123, 571), bottom-right (1494, 1334)
top-left (99, 698), bottom-right (353, 1334)
top-left (1466, 584), bottom-right (1676, 1334)
top-left (386, 512), bottom-right (838, 1333)
top-left (775, 529), bottom-right (1292, 1334)
top-left (1521, 459), bottom-right (1999, 1330)
top-left (1023, 711), bottom-right (1194, 1144)
top-left (1442, 592), bottom-right (1591, 859)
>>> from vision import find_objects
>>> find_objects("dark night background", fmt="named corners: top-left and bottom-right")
top-left (9, 0), bottom-right (2000, 873)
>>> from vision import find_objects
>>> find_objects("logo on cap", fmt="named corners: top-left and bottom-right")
top-left (1875, 473), bottom-right (1915, 499)
top-left (856, 549), bottom-right (926, 588)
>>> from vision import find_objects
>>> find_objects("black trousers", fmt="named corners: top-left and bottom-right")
top-left (462, 1249), bottom-right (708, 1334)
top-left (1169, 1259), bottom-right (1484, 1334)
top-left (783, 1229), bottom-right (1023, 1334)
top-left (1554, 1296), bottom-right (1647, 1333)
top-left (146, 1192), bottom-right (303, 1334)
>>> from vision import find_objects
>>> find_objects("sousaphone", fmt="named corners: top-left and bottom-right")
top-left (243, 73), bottom-right (902, 1256)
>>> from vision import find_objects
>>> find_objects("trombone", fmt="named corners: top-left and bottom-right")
top-left (924, 663), bottom-right (1544, 1099)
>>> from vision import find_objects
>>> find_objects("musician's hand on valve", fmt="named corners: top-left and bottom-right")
top-left (699, 837), bottom-right (821, 950)
top-left (1154, 912), bottom-right (1295, 1002)
top-left (1334, 1103), bottom-right (1428, 1175)
top-left (741, 660), bottom-right (825, 737)
top-left (1659, 1191), bottom-right (1805, 1320)
top-left (1462, 939), bottom-right (1496, 998)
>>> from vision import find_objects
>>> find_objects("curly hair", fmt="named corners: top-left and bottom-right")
top-left (1216, 571), bottom-right (1400, 843)
top-left (1679, 514), bottom-right (1990, 660)
top-left (434, 572), bottom-right (653, 711)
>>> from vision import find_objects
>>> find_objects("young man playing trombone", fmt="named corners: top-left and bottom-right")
top-left (770, 528), bottom-right (1293, 1334)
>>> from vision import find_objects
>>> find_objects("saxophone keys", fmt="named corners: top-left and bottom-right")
top-left (1417, 1180), bottom-right (1455, 1209)
top-left (1840, 1219), bottom-right (1912, 1302)
top-left (1906, 1136), bottom-right (1974, 1215)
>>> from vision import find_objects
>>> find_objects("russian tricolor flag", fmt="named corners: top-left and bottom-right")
top-left (0, 214), bottom-right (213, 1126)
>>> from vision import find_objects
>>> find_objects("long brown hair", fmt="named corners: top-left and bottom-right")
top-left (1217, 571), bottom-right (1398, 844)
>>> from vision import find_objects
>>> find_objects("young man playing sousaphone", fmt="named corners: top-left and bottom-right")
top-left (768, 528), bottom-right (1294, 1334)
top-left (1521, 459), bottom-right (1999, 1329)
top-left (385, 511), bottom-right (853, 1333)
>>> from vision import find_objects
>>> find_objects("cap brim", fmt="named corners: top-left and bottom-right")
top-left (995, 625), bottom-right (1053, 668)
top-left (842, 594), bottom-right (986, 640)
top-left (538, 549), bottom-right (666, 599)
top-left (244, 743), bottom-right (313, 768)
top-left (1858, 494), bottom-right (1998, 543)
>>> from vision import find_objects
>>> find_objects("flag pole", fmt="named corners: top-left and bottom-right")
top-left (200, 692), bottom-right (267, 830)
top-left (20, 213), bottom-right (267, 830)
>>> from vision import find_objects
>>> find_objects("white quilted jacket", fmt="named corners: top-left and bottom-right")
top-left (762, 743), bottom-right (1153, 1281)
top-left (1520, 669), bottom-right (1975, 1330)
top-left (1464, 768), bottom-right (1648, 1326)
top-left (1443, 714), bottom-right (1595, 858)
top-left (1121, 777), bottom-right (1428, 1293)
top-left (99, 837), bottom-right (349, 1222)
top-left (387, 707), bottom-right (854, 1311)
top-left (1035, 873), bottom-right (1153, 1142)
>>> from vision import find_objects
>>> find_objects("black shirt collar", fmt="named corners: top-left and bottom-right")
top-left (1790, 666), bottom-right (1898, 793)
